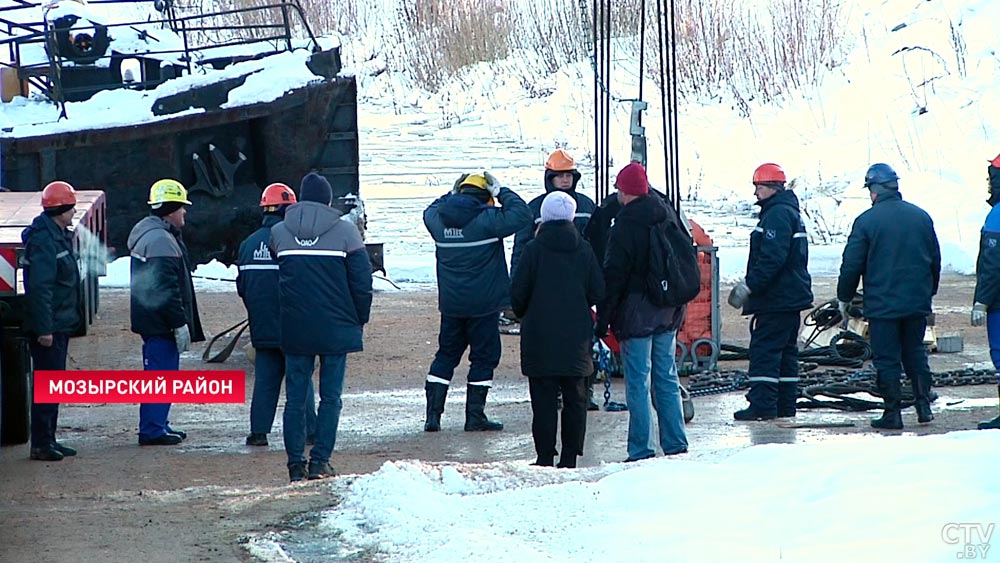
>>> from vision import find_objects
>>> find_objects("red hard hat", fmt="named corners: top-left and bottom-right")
top-left (260, 183), bottom-right (297, 207)
top-left (545, 149), bottom-right (576, 171)
top-left (753, 163), bottom-right (786, 184)
top-left (989, 153), bottom-right (1000, 168)
top-left (41, 181), bottom-right (77, 208)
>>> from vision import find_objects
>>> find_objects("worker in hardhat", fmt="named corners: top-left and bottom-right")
top-left (728, 163), bottom-right (813, 421)
top-left (237, 183), bottom-right (317, 447)
top-left (974, 153), bottom-right (1000, 430)
top-left (128, 178), bottom-right (205, 446)
top-left (423, 170), bottom-right (532, 433)
top-left (837, 163), bottom-right (940, 430)
top-left (21, 181), bottom-right (83, 461)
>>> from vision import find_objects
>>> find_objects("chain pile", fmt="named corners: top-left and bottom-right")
top-left (687, 365), bottom-right (999, 411)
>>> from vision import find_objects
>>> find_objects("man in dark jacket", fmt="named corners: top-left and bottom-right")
top-left (511, 149), bottom-right (596, 276)
top-left (22, 181), bottom-right (83, 461)
top-left (511, 191), bottom-right (605, 468)
top-left (422, 171), bottom-right (531, 433)
top-left (727, 163), bottom-right (813, 420)
top-left (129, 179), bottom-right (205, 446)
top-left (595, 161), bottom-right (688, 461)
top-left (237, 183), bottom-right (316, 447)
top-left (837, 163), bottom-right (940, 430)
top-left (511, 149), bottom-right (599, 409)
top-left (269, 172), bottom-right (372, 482)
top-left (971, 154), bottom-right (1000, 430)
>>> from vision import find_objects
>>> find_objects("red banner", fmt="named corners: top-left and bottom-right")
top-left (34, 371), bottom-right (246, 404)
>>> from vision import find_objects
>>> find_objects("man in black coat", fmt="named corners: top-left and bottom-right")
top-left (727, 163), bottom-right (813, 420)
top-left (22, 181), bottom-right (83, 461)
top-left (595, 162), bottom-right (688, 461)
top-left (837, 163), bottom-right (941, 430)
top-left (511, 191), bottom-right (605, 468)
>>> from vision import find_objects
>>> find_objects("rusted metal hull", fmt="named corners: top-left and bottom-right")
top-left (0, 77), bottom-right (359, 265)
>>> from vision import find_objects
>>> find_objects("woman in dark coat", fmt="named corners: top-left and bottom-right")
top-left (511, 191), bottom-right (605, 468)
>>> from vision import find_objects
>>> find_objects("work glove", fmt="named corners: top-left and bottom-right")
top-left (483, 171), bottom-right (502, 198)
top-left (452, 173), bottom-right (469, 194)
top-left (972, 302), bottom-right (988, 327)
top-left (837, 300), bottom-right (850, 327)
top-left (727, 280), bottom-right (751, 309)
top-left (174, 324), bottom-right (191, 353)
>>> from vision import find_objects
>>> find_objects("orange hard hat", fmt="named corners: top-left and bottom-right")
top-left (545, 149), bottom-right (576, 172)
top-left (752, 163), bottom-right (786, 184)
top-left (260, 182), bottom-right (297, 207)
top-left (41, 181), bottom-right (77, 208)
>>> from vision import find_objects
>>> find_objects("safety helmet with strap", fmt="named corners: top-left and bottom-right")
top-left (41, 180), bottom-right (77, 208)
top-left (148, 178), bottom-right (191, 206)
top-left (260, 182), bottom-right (296, 207)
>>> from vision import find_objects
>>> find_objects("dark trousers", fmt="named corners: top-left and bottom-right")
top-left (30, 333), bottom-right (70, 449)
top-left (249, 347), bottom-right (317, 435)
top-left (868, 316), bottom-right (932, 411)
top-left (746, 312), bottom-right (802, 413)
top-left (428, 314), bottom-right (501, 384)
top-left (139, 335), bottom-right (179, 440)
top-left (528, 377), bottom-right (587, 462)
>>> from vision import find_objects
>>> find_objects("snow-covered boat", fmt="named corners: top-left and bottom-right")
top-left (0, 0), bottom-right (367, 267)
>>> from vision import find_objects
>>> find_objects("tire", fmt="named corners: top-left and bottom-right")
top-left (1, 335), bottom-right (31, 446)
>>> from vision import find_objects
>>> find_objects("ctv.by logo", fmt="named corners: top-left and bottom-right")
top-left (942, 522), bottom-right (994, 559)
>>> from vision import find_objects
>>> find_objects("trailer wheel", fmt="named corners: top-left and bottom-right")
top-left (1, 336), bottom-right (31, 445)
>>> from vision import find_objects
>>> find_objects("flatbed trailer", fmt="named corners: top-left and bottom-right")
top-left (0, 190), bottom-right (106, 445)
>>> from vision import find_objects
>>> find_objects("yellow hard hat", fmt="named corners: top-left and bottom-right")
top-left (460, 174), bottom-right (489, 190)
top-left (148, 179), bottom-right (192, 206)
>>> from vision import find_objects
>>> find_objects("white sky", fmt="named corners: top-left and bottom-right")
top-left (15, 1), bottom-right (1000, 559)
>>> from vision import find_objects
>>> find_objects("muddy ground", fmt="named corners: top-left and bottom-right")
top-left (1, 274), bottom-right (997, 563)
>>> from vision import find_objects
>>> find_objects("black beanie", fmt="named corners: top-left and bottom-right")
top-left (300, 172), bottom-right (332, 205)
top-left (152, 201), bottom-right (184, 217)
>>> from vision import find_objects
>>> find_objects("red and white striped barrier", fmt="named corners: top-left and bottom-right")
top-left (0, 247), bottom-right (15, 293)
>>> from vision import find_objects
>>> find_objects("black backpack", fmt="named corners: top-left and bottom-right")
top-left (645, 208), bottom-right (701, 307)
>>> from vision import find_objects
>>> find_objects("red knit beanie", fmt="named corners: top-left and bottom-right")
top-left (615, 162), bottom-right (648, 195)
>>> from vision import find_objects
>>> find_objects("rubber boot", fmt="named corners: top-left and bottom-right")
top-left (734, 382), bottom-right (778, 421)
top-left (464, 385), bottom-right (503, 431)
top-left (978, 386), bottom-right (1000, 430)
top-left (872, 375), bottom-right (903, 430)
top-left (424, 382), bottom-right (448, 432)
top-left (910, 372), bottom-right (933, 423)
top-left (777, 381), bottom-right (798, 418)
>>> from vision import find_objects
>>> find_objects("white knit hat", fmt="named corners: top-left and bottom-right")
top-left (540, 191), bottom-right (576, 223)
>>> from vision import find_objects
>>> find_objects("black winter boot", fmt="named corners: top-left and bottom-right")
top-left (464, 385), bottom-right (503, 431)
top-left (910, 371), bottom-right (933, 423)
top-left (871, 410), bottom-right (903, 430)
top-left (978, 386), bottom-right (1000, 430)
top-left (777, 381), bottom-right (798, 418)
top-left (872, 373), bottom-right (903, 430)
top-left (915, 400), bottom-right (934, 424)
top-left (424, 381), bottom-right (449, 432)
